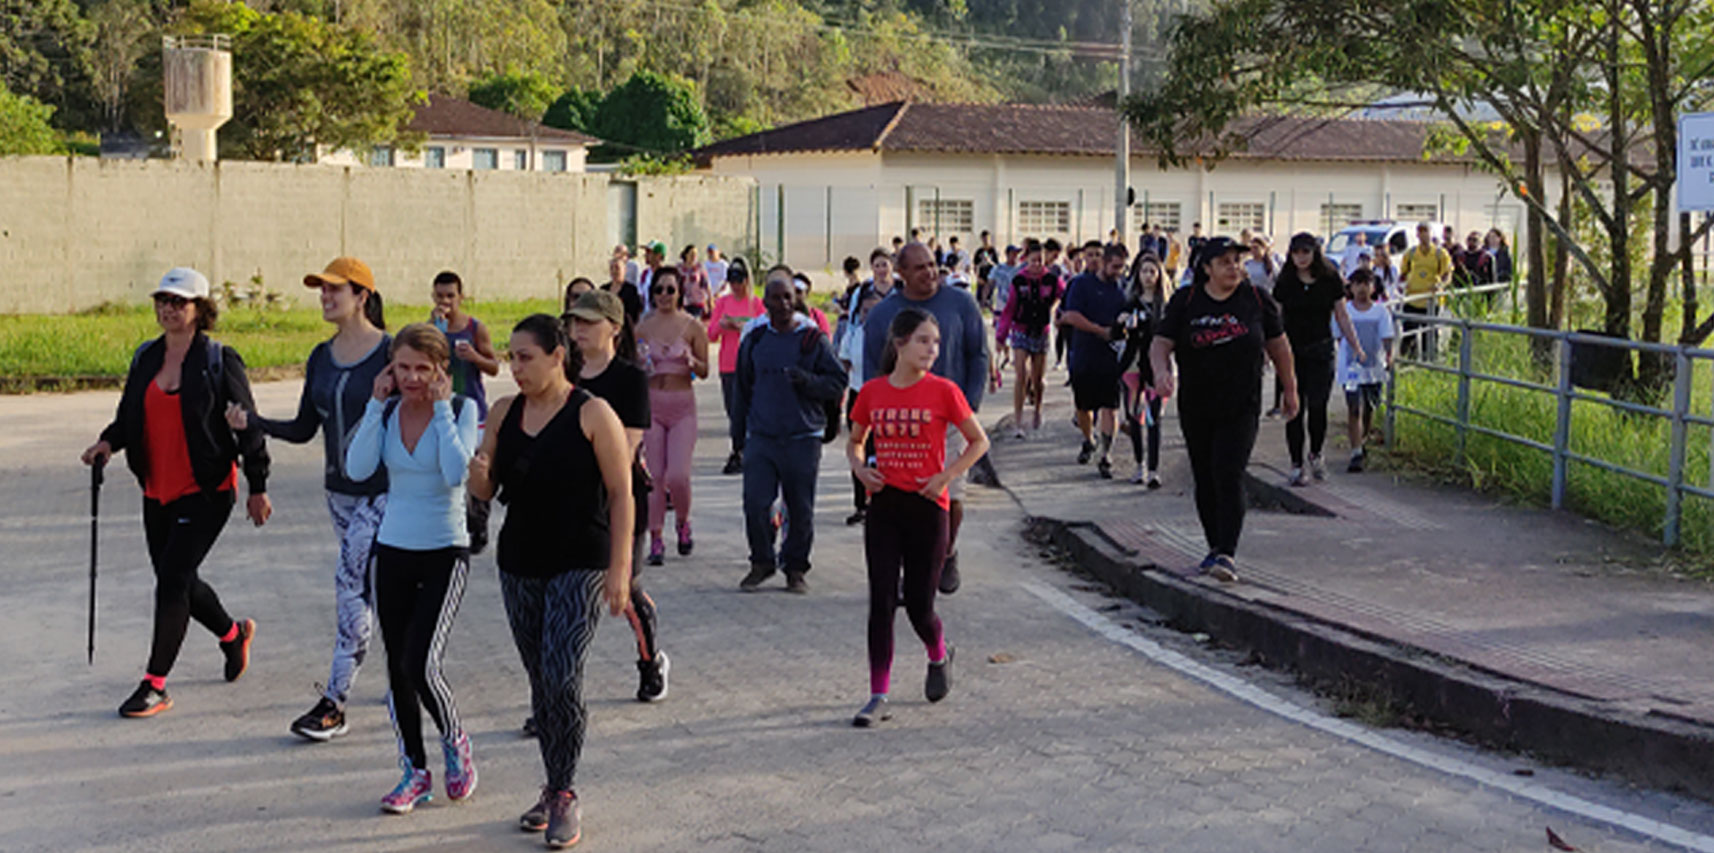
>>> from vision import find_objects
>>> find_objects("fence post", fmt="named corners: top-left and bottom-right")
top-left (1665, 350), bottom-right (1692, 547)
top-left (1384, 342), bottom-right (1398, 450)
top-left (1551, 335), bottom-right (1573, 510)
top-left (1454, 319), bottom-right (1473, 468)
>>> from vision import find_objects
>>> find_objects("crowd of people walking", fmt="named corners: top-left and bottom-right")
top-left (81, 215), bottom-right (1463, 845)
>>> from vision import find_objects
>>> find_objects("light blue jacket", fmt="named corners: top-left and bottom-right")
top-left (345, 396), bottom-right (479, 550)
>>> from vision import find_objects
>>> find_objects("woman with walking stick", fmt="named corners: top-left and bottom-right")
top-left (81, 267), bottom-right (271, 718)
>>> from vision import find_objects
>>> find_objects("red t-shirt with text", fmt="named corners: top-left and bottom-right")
top-left (850, 373), bottom-right (973, 510)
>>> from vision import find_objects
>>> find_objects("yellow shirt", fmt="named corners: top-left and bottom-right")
top-left (1400, 244), bottom-right (1452, 297)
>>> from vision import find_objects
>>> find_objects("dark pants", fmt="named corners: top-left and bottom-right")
top-left (1180, 409), bottom-right (1259, 558)
top-left (624, 532), bottom-right (658, 662)
top-left (142, 490), bottom-right (237, 679)
top-left (846, 390), bottom-right (873, 512)
top-left (502, 569), bottom-right (604, 792)
top-left (1125, 395), bottom-right (1163, 470)
top-left (743, 434), bottom-right (821, 573)
top-left (720, 373), bottom-right (744, 455)
top-left (1400, 303), bottom-right (1431, 360)
top-left (865, 488), bottom-right (948, 695)
top-left (1286, 345), bottom-right (1335, 467)
top-left (375, 544), bottom-right (468, 770)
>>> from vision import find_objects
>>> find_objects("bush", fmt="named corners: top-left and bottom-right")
top-left (0, 87), bottom-right (63, 155)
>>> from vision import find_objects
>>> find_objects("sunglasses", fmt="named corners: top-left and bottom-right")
top-left (652, 286), bottom-right (678, 295)
top-left (153, 294), bottom-right (190, 308)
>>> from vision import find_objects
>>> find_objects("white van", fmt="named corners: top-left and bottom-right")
top-left (1325, 220), bottom-right (1447, 258)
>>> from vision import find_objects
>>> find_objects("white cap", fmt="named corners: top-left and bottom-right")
top-left (155, 267), bottom-right (210, 300)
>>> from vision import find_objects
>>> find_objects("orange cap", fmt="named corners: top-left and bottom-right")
top-left (304, 257), bottom-right (375, 291)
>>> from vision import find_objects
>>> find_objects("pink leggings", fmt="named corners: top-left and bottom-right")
top-left (645, 388), bottom-right (697, 533)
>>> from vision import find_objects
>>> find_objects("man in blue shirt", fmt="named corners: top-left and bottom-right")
top-left (736, 275), bottom-right (848, 594)
top-left (1059, 242), bottom-right (1131, 478)
top-left (863, 242), bottom-right (991, 594)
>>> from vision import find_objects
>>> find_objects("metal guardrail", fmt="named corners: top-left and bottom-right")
top-left (1383, 306), bottom-right (1714, 546)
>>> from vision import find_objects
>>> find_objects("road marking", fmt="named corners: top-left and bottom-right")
top-left (1023, 580), bottom-right (1714, 853)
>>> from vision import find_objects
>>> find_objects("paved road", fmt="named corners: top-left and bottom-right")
top-left (3, 372), bottom-right (1712, 851)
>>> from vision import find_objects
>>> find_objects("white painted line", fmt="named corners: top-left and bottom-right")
top-left (1023, 580), bottom-right (1714, 853)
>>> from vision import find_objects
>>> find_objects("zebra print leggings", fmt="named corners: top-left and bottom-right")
top-left (501, 569), bottom-right (606, 791)
top-left (374, 544), bottom-right (469, 770)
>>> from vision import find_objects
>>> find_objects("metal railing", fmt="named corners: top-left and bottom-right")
top-left (1383, 309), bottom-right (1714, 546)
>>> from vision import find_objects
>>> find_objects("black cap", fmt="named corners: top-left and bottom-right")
top-left (1191, 236), bottom-right (1246, 271)
top-left (726, 257), bottom-right (750, 283)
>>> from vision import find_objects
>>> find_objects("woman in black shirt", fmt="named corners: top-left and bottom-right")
top-left (565, 290), bottom-right (668, 703)
top-left (467, 314), bottom-right (632, 849)
top-left (1150, 239), bottom-right (1297, 583)
top-left (1272, 233), bottom-right (1364, 486)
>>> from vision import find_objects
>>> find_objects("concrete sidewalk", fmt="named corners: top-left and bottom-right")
top-left (989, 362), bottom-right (1714, 789)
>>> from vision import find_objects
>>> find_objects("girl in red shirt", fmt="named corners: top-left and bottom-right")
top-left (847, 308), bottom-right (990, 727)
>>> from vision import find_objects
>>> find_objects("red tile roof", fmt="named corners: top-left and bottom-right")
top-left (407, 94), bottom-right (598, 145)
top-left (696, 101), bottom-right (1468, 165)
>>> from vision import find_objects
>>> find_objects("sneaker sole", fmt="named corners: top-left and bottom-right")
top-left (291, 720), bottom-right (350, 742)
top-left (120, 696), bottom-right (173, 718)
top-left (225, 618), bottom-right (256, 682)
top-left (546, 830), bottom-right (581, 849)
top-left (520, 818), bottom-right (548, 832)
top-left (380, 793), bottom-right (431, 815)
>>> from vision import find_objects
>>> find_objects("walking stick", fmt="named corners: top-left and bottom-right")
top-left (88, 456), bottom-right (105, 664)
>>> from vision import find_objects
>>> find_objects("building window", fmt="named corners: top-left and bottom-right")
top-left (1132, 201), bottom-right (1182, 233)
top-left (368, 145), bottom-right (394, 167)
top-left (514, 149), bottom-right (529, 170)
top-left (915, 199), bottom-right (974, 237)
top-left (1396, 202), bottom-right (1441, 224)
top-left (1016, 200), bottom-right (1071, 238)
top-left (424, 146), bottom-right (446, 169)
top-left (1216, 202), bottom-right (1266, 234)
top-left (473, 148), bottom-right (498, 170)
top-left (542, 150), bottom-right (567, 172)
top-left (1319, 203), bottom-right (1365, 232)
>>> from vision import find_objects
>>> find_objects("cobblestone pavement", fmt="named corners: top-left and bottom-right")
top-left (3, 376), bottom-right (1713, 852)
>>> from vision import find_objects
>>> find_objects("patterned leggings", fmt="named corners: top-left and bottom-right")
top-left (324, 492), bottom-right (385, 705)
top-left (502, 569), bottom-right (606, 791)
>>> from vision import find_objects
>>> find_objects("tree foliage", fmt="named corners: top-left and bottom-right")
top-left (0, 84), bottom-right (62, 155)
top-left (467, 68), bottom-right (557, 119)
top-left (590, 70), bottom-right (711, 155)
top-left (543, 86), bottom-right (602, 133)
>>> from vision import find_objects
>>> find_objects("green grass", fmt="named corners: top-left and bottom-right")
top-left (1390, 327), bottom-right (1714, 567)
top-left (0, 298), bottom-right (562, 388)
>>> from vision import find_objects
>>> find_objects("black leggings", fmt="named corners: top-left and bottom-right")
top-left (846, 390), bottom-right (874, 513)
top-left (502, 569), bottom-right (605, 791)
top-left (1123, 382), bottom-right (1162, 470)
top-left (142, 491), bottom-right (237, 679)
top-left (1180, 410), bottom-right (1259, 558)
top-left (374, 544), bottom-right (468, 770)
top-left (1286, 346), bottom-right (1335, 467)
top-left (865, 488), bottom-right (949, 695)
top-left (624, 532), bottom-right (658, 662)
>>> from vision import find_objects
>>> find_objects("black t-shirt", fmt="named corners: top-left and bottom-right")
top-left (1272, 268), bottom-right (1344, 352)
top-left (579, 358), bottom-right (650, 535)
top-left (494, 390), bottom-right (609, 576)
top-left (604, 282), bottom-right (645, 325)
top-left (1157, 282), bottom-right (1283, 420)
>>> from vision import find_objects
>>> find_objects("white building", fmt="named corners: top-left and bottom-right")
top-left (696, 101), bottom-right (1527, 270)
top-left (324, 94), bottom-right (597, 172)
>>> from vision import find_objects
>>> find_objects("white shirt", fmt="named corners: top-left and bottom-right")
top-left (704, 260), bottom-right (729, 289)
top-left (1341, 244), bottom-right (1370, 278)
top-left (1335, 301), bottom-right (1395, 388)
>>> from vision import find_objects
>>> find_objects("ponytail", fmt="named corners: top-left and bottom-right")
top-left (879, 307), bottom-right (937, 375)
top-left (363, 288), bottom-right (387, 330)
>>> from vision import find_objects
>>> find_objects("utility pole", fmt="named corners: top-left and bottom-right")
top-left (1114, 0), bottom-right (1133, 246)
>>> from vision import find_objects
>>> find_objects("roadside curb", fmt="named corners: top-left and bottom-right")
top-left (1027, 514), bottom-right (1714, 801)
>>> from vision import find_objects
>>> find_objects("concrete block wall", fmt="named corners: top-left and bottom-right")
top-left (0, 157), bottom-right (756, 313)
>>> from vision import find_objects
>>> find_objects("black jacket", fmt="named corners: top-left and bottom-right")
top-left (100, 333), bottom-right (270, 495)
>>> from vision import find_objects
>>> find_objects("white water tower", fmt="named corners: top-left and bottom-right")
top-left (163, 35), bottom-right (232, 162)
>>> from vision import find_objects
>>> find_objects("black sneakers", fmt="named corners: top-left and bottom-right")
top-left (926, 645), bottom-right (955, 703)
top-left (637, 651), bottom-right (670, 702)
top-left (119, 680), bottom-right (171, 718)
top-left (1077, 440), bottom-right (1096, 464)
top-left (784, 571), bottom-right (809, 594)
top-left (722, 452), bottom-right (744, 475)
top-left (852, 695), bottom-right (891, 728)
top-left (739, 563), bottom-right (776, 592)
top-left (290, 696), bottom-right (349, 742)
top-left (520, 787), bottom-right (554, 832)
top-left (938, 552), bottom-right (961, 595)
top-left (845, 509), bottom-right (867, 525)
top-left (220, 618), bottom-right (255, 682)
